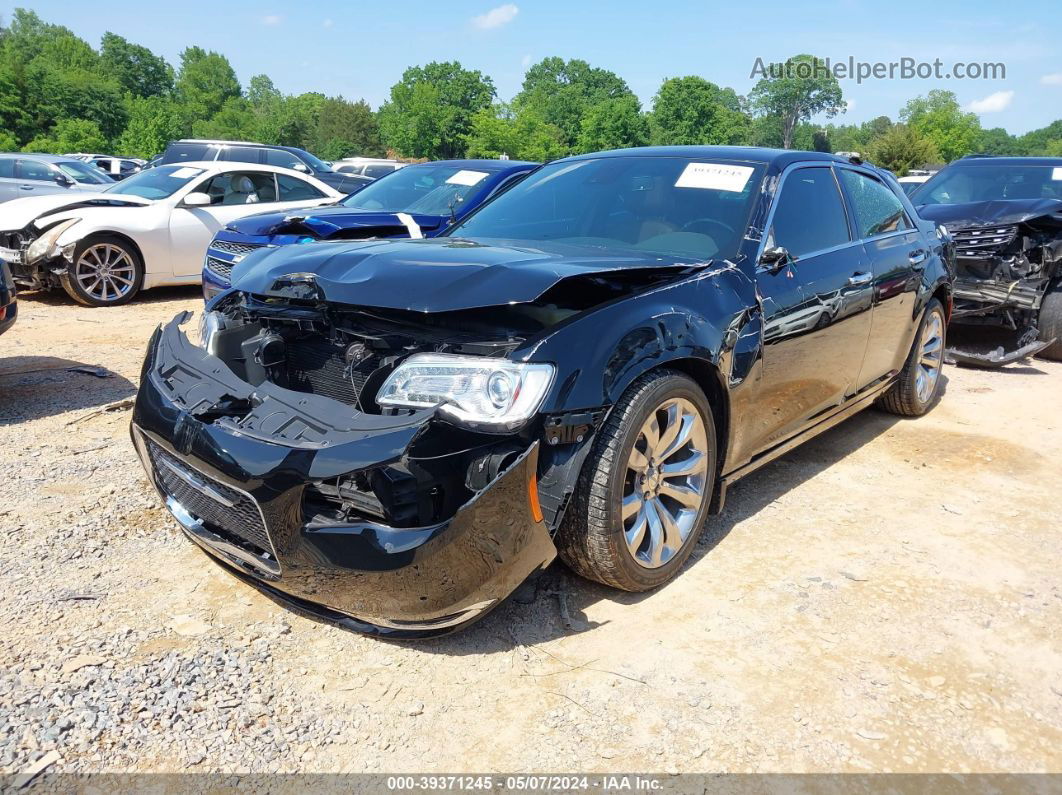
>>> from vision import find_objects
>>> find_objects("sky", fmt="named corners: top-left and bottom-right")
top-left (5, 0), bottom-right (1061, 135)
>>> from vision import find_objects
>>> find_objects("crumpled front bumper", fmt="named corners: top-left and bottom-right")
top-left (130, 317), bottom-right (556, 637)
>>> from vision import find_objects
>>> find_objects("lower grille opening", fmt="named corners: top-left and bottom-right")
top-left (147, 440), bottom-right (274, 559)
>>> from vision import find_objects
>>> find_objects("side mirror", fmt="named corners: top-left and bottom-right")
top-left (54, 173), bottom-right (75, 187)
top-left (759, 245), bottom-right (791, 273)
top-left (292, 163), bottom-right (310, 173)
top-left (183, 192), bottom-right (212, 207)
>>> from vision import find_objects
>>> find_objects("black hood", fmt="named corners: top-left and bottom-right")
top-left (917, 198), bottom-right (1062, 230)
top-left (316, 171), bottom-right (374, 194)
top-left (228, 207), bottom-right (445, 239)
top-left (231, 238), bottom-right (703, 312)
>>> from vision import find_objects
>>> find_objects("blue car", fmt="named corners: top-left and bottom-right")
top-left (202, 159), bottom-right (538, 299)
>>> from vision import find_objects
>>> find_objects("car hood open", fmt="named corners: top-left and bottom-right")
top-left (0, 192), bottom-right (153, 229)
top-left (917, 198), bottom-right (1062, 231)
top-left (228, 207), bottom-right (445, 240)
top-left (232, 237), bottom-right (704, 312)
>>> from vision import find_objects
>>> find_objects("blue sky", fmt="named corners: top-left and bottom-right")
top-left (5, 0), bottom-right (1061, 134)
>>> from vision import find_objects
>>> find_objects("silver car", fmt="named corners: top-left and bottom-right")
top-left (0, 154), bottom-right (113, 203)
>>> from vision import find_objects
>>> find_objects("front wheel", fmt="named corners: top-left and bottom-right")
top-left (1037, 280), bottom-right (1062, 361)
top-left (556, 370), bottom-right (716, 592)
top-left (878, 298), bottom-right (946, 417)
top-left (60, 235), bottom-right (144, 307)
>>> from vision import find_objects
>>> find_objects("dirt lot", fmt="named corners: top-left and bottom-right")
top-left (1, 287), bottom-right (1060, 776)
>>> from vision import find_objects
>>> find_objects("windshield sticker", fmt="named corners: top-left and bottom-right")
top-left (446, 170), bottom-right (489, 187)
top-left (1053, 167), bottom-right (1062, 181)
top-left (676, 163), bottom-right (754, 192)
top-left (169, 167), bottom-right (203, 179)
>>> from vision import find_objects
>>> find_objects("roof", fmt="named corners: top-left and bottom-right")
top-left (956, 155), bottom-right (1062, 166)
top-left (151, 160), bottom-right (342, 192)
top-left (561, 145), bottom-right (850, 168)
top-left (0, 153), bottom-right (86, 163)
top-left (178, 138), bottom-right (265, 146)
top-left (404, 158), bottom-right (538, 171)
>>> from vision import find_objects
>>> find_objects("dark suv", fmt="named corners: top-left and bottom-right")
top-left (153, 140), bottom-right (371, 195)
top-left (132, 147), bottom-right (952, 637)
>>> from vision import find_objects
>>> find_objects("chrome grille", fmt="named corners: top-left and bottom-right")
top-left (210, 240), bottom-right (264, 256)
top-left (204, 256), bottom-right (233, 280)
top-left (951, 225), bottom-right (1017, 257)
top-left (147, 440), bottom-right (273, 556)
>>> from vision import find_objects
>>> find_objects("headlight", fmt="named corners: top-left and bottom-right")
top-left (25, 219), bottom-right (80, 264)
top-left (195, 311), bottom-right (226, 355)
top-left (377, 354), bottom-right (554, 430)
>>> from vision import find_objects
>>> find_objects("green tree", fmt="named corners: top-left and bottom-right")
top-left (311, 97), bottom-right (384, 159)
top-left (649, 76), bottom-right (749, 146)
top-left (748, 54), bottom-right (845, 149)
top-left (1045, 139), bottom-right (1062, 157)
top-left (117, 94), bottom-right (184, 157)
top-left (191, 96), bottom-right (255, 140)
top-left (22, 118), bottom-right (107, 153)
top-left (899, 90), bottom-right (980, 162)
top-left (514, 57), bottom-right (633, 151)
top-left (378, 61), bottom-right (495, 159)
top-left (975, 127), bottom-right (1021, 156)
top-left (100, 32), bottom-right (173, 97)
top-left (465, 103), bottom-right (566, 162)
top-left (1017, 120), bottom-right (1062, 155)
top-left (176, 46), bottom-right (241, 127)
top-left (865, 124), bottom-right (941, 176)
top-left (577, 95), bottom-right (649, 152)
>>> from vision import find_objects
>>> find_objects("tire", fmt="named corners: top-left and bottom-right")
top-left (60, 235), bottom-right (144, 307)
top-left (1037, 280), bottom-right (1062, 362)
top-left (556, 369), bottom-right (716, 592)
top-left (878, 298), bottom-right (946, 417)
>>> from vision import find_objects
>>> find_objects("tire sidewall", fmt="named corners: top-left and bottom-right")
top-left (910, 299), bottom-right (947, 412)
top-left (602, 374), bottom-right (717, 590)
top-left (63, 235), bottom-right (144, 307)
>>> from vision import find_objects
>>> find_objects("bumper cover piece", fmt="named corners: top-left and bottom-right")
top-left (131, 316), bottom-right (557, 637)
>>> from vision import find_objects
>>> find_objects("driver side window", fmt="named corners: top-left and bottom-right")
top-left (768, 167), bottom-right (850, 259)
top-left (200, 172), bottom-right (278, 205)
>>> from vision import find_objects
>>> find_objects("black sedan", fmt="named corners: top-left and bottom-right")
top-left (130, 146), bottom-right (953, 636)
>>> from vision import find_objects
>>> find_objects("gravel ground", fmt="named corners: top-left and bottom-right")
top-left (1, 287), bottom-right (1060, 777)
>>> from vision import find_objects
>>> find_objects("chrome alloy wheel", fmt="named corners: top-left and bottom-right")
top-left (916, 309), bottom-right (944, 404)
top-left (75, 243), bottom-right (136, 303)
top-left (622, 397), bottom-right (710, 569)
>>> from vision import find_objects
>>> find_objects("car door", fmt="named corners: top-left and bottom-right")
top-left (0, 158), bottom-right (17, 203)
top-left (168, 171), bottom-right (329, 277)
top-left (14, 159), bottom-right (67, 197)
top-left (746, 164), bottom-right (875, 454)
top-left (835, 167), bottom-right (925, 385)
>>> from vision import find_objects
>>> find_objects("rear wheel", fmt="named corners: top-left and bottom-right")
top-left (556, 370), bottom-right (716, 592)
top-left (878, 298), bottom-right (946, 417)
top-left (1037, 280), bottom-right (1062, 361)
top-left (60, 235), bottom-right (143, 307)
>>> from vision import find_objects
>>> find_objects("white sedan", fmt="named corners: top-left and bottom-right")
top-left (0, 161), bottom-right (342, 306)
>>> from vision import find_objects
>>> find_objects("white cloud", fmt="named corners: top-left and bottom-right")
top-left (845, 99), bottom-right (856, 111)
top-left (521, 54), bottom-right (532, 68)
top-left (966, 90), bottom-right (1014, 113)
top-left (261, 14), bottom-right (282, 26)
top-left (471, 4), bottom-right (518, 30)
top-left (323, 18), bottom-right (333, 28)
top-left (1041, 73), bottom-right (1062, 85)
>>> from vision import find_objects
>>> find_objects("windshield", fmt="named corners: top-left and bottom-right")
top-left (105, 165), bottom-right (205, 200)
top-left (56, 161), bottom-right (112, 185)
top-left (341, 164), bottom-right (497, 215)
top-left (448, 156), bottom-right (763, 261)
top-left (913, 163), bottom-right (1062, 205)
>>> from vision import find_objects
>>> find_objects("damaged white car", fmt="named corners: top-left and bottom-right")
top-left (0, 162), bottom-right (342, 306)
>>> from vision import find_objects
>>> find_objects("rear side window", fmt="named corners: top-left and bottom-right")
top-left (225, 147), bottom-right (263, 164)
top-left (363, 164), bottom-right (395, 178)
top-left (838, 170), bottom-right (911, 238)
top-left (769, 167), bottom-right (850, 258)
top-left (277, 174), bottom-right (325, 201)
top-left (0, 159), bottom-right (13, 178)
top-left (201, 172), bottom-right (278, 205)
top-left (264, 149), bottom-right (303, 170)
top-left (16, 159), bottom-right (55, 181)
top-left (161, 143), bottom-right (211, 163)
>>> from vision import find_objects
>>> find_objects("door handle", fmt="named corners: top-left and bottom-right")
top-left (19, 185), bottom-right (33, 190)
top-left (909, 249), bottom-right (928, 267)
top-left (847, 271), bottom-right (873, 286)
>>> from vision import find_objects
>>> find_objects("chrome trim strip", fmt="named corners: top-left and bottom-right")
top-left (158, 455), bottom-right (236, 507)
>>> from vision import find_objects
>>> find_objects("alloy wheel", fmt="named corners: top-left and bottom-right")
top-left (75, 243), bottom-right (136, 303)
top-left (915, 309), bottom-right (944, 404)
top-left (622, 397), bottom-right (710, 569)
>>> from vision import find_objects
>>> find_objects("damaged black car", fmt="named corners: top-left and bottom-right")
top-left (911, 155), bottom-right (1062, 365)
top-left (131, 147), bottom-right (952, 637)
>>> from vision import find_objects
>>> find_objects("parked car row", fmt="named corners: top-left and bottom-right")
top-left (131, 145), bottom-right (955, 636)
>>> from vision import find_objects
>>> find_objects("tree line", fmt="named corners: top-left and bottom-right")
top-left (2, 9), bottom-right (1059, 175)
